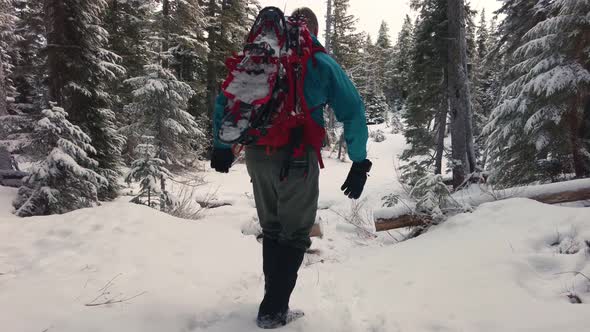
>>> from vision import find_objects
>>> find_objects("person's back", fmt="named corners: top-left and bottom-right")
top-left (210, 7), bottom-right (372, 329)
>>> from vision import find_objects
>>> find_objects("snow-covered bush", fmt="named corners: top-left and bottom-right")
top-left (125, 154), bottom-right (172, 210)
top-left (399, 158), bottom-right (431, 187)
top-left (389, 111), bottom-right (403, 134)
top-left (409, 174), bottom-right (457, 219)
top-left (13, 105), bottom-right (106, 217)
top-left (365, 92), bottom-right (388, 125)
top-left (166, 186), bottom-right (209, 220)
top-left (369, 129), bottom-right (386, 143)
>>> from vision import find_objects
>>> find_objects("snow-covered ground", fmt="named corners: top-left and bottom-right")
top-left (1, 125), bottom-right (590, 332)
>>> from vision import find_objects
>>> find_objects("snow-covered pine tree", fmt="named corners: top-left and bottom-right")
top-left (157, 0), bottom-right (209, 119)
top-left (45, 0), bottom-right (126, 200)
top-left (104, 0), bottom-right (153, 102)
top-left (330, 0), bottom-right (364, 71)
top-left (125, 63), bottom-right (201, 166)
top-left (492, 0), bottom-right (551, 60)
top-left (472, 9), bottom-right (489, 122)
top-left (103, 0), bottom-right (154, 163)
top-left (356, 35), bottom-right (388, 124)
top-left (13, 104), bottom-right (106, 217)
top-left (400, 0), bottom-right (448, 182)
top-left (388, 15), bottom-right (414, 105)
top-left (125, 140), bottom-right (173, 210)
top-left (104, 0), bottom-right (153, 80)
top-left (166, 0), bottom-right (207, 81)
top-left (374, 21), bottom-right (392, 94)
top-left (484, 0), bottom-right (590, 185)
top-left (0, 0), bottom-right (19, 115)
top-left (124, 59), bottom-right (202, 211)
top-left (471, 9), bottom-right (500, 168)
top-left (12, 0), bottom-right (45, 113)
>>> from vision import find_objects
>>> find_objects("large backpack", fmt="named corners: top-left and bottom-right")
top-left (217, 7), bottom-right (327, 174)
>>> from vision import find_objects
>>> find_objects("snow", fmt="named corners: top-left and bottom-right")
top-left (2, 125), bottom-right (590, 331)
top-left (225, 63), bottom-right (277, 104)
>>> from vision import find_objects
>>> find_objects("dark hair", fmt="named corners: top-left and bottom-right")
top-left (291, 7), bottom-right (319, 36)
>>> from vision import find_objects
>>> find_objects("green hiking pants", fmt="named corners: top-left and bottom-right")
top-left (245, 146), bottom-right (319, 250)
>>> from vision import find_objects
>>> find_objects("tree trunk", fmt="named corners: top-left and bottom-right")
top-left (465, 91), bottom-right (477, 173)
top-left (337, 133), bottom-right (346, 161)
top-left (324, 0), bottom-right (336, 139)
top-left (435, 68), bottom-right (449, 175)
top-left (161, 0), bottom-right (170, 68)
top-left (0, 53), bottom-right (7, 116)
top-left (205, 0), bottom-right (219, 130)
top-left (160, 174), bottom-right (167, 211)
top-left (45, 0), bottom-right (67, 106)
top-left (447, 0), bottom-right (473, 189)
top-left (325, 0), bottom-right (333, 54)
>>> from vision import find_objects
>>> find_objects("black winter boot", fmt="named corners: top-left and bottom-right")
top-left (257, 239), bottom-right (305, 329)
top-left (258, 237), bottom-right (281, 317)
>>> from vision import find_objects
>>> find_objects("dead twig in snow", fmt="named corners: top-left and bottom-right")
top-left (85, 291), bottom-right (147, 307)
top-left (85, 274), bottom-right (146, 307)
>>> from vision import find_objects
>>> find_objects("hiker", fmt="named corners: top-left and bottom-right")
top-left (210, 7), bottom-right (371, 328)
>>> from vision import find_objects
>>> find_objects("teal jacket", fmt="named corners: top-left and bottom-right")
top-left (213, 38), bottom-right (368, 162)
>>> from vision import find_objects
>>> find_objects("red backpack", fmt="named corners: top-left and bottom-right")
top-left (217, 7), bottom-right (327, 174)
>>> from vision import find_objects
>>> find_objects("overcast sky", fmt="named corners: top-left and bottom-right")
top-left (257, 0), bottom-right (504, 43)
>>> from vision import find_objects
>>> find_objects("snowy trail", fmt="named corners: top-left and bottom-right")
top-left (2, 127), bottom-right (590, 332)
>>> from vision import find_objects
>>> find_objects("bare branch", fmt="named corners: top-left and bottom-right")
top-left (85, 292), bottom-right (147, 307)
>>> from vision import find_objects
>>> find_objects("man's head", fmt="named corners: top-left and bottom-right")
top-left (291, 7), bottom-right (319, 36)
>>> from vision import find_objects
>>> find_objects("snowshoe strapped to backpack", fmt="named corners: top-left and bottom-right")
top-left (217, 7), bottom-right (326, 169)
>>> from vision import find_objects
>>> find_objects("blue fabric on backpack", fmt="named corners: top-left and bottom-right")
top-left (213, 36), bottom-right (368, 163)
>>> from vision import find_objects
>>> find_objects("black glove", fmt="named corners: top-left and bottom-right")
top-left (210, 148), bottom-right (234, 173)
top-left (341, 159), bottom-right (372, 199)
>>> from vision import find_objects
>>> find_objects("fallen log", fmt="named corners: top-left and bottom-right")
top-left (196, 200), bottom-right (232, 209)
top-left (530, 186), bottom-right (590, 205)
top-left (375, 214), bottom-right (431, 232)
top-left (0, 170), bottom-right (28, 188)
top-left (375, 178), bottom-right (590, 232)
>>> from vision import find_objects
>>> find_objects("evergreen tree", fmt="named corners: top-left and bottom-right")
top-left (13, 104), bottom-right (106, 217)
top-left (125, 141), bottom-right (173, 210)
top-left (374, 21), bottom-right (392, 91)
top-left (103, 0), bottom-right (154, 162)
top-left (330, 0), bottom-right (364, 71)
top-left (485, 0), bottom-right (590, 185)
top-left (166, 0), bottom-right (208, 80)
top-left (44, 0), bottom-right (126, 200)
top-left (388, 15), bottom-right (414, 104)
top-left (476, 9), bottom-right (489, 60)
top-left (125, 63), bottom-right (202, 166)
top-left (472, 9), bottom-right (499, 167)
top-left (103, 0), bottom-right (153, 102)
top-left (400, 0), bottom-right (448, 181)
top-left (12, 0), bottom-right (45, 113)
top-left (356, 35), bottom-right (388, 124)
top-left (158, 0), bottom-right (208, 117)
top-left (0, 0), bottom-right (18, 115)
